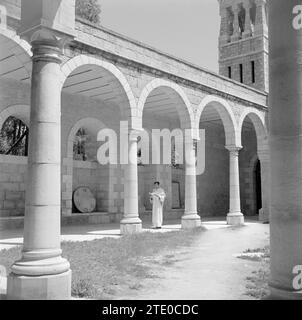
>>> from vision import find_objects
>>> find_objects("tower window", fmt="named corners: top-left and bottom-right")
top-left (228, 66), bottom-right (232, 79)
top-left (251, 61), bottom-right (256, 83)
top-left (239, 64), bottom-right (243, 83)
top-left (238, 5), bottom-right (246, 34)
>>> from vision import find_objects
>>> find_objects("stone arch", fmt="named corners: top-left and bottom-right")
top-left (137, 78), bottom-right (194, 132)
top-left (63, 117), bottom-right (108, 215)
top-left (197, 95), bottom-right (239, 146)
top-left (60, 55), bottom-right (138, 129)
top-left (0, 29), bottom-right (32, 79)
top-left (238, 108), bottom-right (268, 153)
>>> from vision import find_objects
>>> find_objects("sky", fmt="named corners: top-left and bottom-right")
top-left (99, 0), bottom-right (220, 73)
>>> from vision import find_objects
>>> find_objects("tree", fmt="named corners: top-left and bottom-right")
top-left (75, 0), bottom-right (101, 25)
top-left (0, 116), bottom-right (28, 156)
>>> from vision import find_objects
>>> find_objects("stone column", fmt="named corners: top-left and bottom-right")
top-left (255, 0), bottom-right (268, 36)
top-left (268, 0), bottom-right (302, 300)
top-left (231, 5), bottom-right (241, 41)
top-left (258, 149), bottom-right (270, 223)
top-left (120, 131), bottom-right (142, 234)
top-left (182, 138), bottom-right (201, 229)
top-left (226, 146), bottom-right (244, 225)
top-left (7, 39), bottom-right (71, 300)
top-left (243, 1), bottom-right (252, 38)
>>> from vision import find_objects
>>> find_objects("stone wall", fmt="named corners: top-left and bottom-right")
top-left (0, 155), bottom-right (26, 217)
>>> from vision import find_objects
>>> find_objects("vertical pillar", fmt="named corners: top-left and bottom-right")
top-left (120, 131), bottom-right (142, 234)
top-left (243, 1), bottom-right (252, 37)
top-left (255, 0), bottom-right (268, 36)
top-left (268, 0), bottom-right (302, 300)
top-left (7, 38), bottom-right (71, 300)
top-left (182, 137), bottom-right (201, 229)
top-left (231, 5), bottom-right (241, 41)
top-left (226, 146), bottom-right (244, 225)
top-left (258, 149), bottom-right (270, 223)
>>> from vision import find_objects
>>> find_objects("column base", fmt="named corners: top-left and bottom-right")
top-left (7, 270), bottom-right (72, 300)
top-left (227, 213), bottom-right (244, 226)
top-left (269, 284), bottom-right (302, 300)
top-left (181, 214), bottom-right (202, 229)
top-left (120, 217), bottom-right (142, 235)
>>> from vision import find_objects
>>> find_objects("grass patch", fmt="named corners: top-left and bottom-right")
top-left (239, 246), bottom-right (270, 299)
top-left (0, 228), bottom-right (203, 299)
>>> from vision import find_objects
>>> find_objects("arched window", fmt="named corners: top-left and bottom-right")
top-left (73, 128), bottom-right (88, 161)
top-left (227, 7), bottom-right (234, 37)
top-left (0, 116), bottom-right (29, 156)
top-left (238, 5), bottom-right (246, 34)
top-left (250, 1), bottom-right (257, 27)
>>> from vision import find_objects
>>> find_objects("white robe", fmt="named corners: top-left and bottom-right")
top-left (150, 188), bottom-right (166, 228)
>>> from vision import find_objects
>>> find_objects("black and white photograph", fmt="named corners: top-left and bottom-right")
top-left (0, 0), bottom-right (302, 313)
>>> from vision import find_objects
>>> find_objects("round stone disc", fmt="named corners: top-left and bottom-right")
top-left (73, 187), bottom-right (96, 213)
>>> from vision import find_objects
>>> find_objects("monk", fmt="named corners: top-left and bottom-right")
top-left (149, 181), bottom-right (166, 229)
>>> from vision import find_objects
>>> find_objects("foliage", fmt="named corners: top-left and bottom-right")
top-left (75, 0), bottom-right (101, 25)
top-left (73, 128), bottom-right (87, 161)
top-left (238, 246), bottom-right (270, 299)
top-left (0, 116), bottom-right (28, 156)
top-left (0, 228), bottom-right (204, 299)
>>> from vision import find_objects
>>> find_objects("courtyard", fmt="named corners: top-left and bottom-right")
top-left (0, 217), bottom-right (269, 300)
top-left (0, 0), bottom-right (301, 303)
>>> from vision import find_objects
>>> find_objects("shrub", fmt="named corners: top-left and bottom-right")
top-left (75, 0), bottom-right (101, 25)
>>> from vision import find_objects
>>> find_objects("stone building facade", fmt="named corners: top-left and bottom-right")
top-left (0, 0), bottom-right (270, 299)
top-left (218, 0), bottom-right (269, 92)
top-left (0, 0), bottom-right (269, 231)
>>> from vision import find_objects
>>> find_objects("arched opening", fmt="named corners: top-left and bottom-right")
top-left (61, 56), bottom-right (136, 219)
top-left (68, 123), bottom-right (106, 214)
top-left (138, 80), bottom-right (192, 222)
top-left (0, 114), bottom-right (29, 218)
top-left (0, 116), bottom-right (28, 156)
top-left (239, 111), bottom-right (267, 217)
top-left (227, 6), bottom-right (234, 38)
top-left (0, 31), bottom-right (31, 219)
top-left (255, 158), bottom-right (262, 213)
top-left (197, 96), bottom-right (237, 218)
top-left (238, 4), bottom-right (246, 34)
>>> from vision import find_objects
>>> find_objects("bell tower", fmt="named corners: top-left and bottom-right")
top-left (218, 0), bottom-right (268, 92)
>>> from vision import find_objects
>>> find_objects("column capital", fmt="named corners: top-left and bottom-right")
top-left (225, 145), bottom-right (242, 153)
top-left (24, 28), bottom-right (74, 64)
top-left (232, 4), bottom-right (239, 13)
top-left (255, 0), bottom-right (266, 6)
top-left (243, 1), bottom-right (252, 10)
